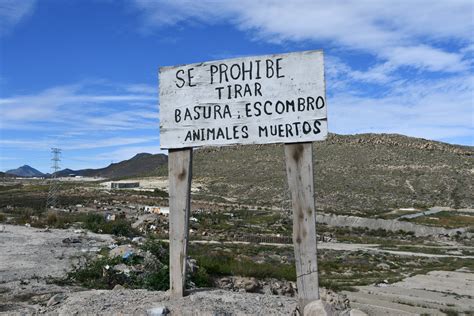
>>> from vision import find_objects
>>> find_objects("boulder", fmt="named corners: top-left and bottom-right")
top-left (47, 293), bottom-right (66, 307)
top-left (234, 277), bottom-right (261, 293)
top-left (303, 299), bottom-right (336, 316)
top-left (320, 288), bottom-right (350, 312)
top-left (217, 277), bottom-right (233, 290)
top-left (349, 309), bottom-right (368, 316)
top-left (147, 306), bottom-right (170, 316)
top-left (113, 284), bottom-right (125, 290)
top-left (376, 263), bottom-right (390, 270)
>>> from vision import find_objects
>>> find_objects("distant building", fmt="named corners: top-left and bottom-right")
top-left (111, 182), bottom-right (140, 189)
top-left (144, 206), bottom-right (170, 215)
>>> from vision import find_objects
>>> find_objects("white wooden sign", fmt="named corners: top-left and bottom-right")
top-left (162, 50), bottom-right (325, 308)
top-left (159, 50), bottom-right (327, 149)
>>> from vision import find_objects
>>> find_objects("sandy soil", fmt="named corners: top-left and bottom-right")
top-left (0, 225), bottom-right (114, 314)
top-left (0, 225), bottom-right (302, 315)
top-left (1, 224), bottom-right (473, 315)
top-left (345, 269), bottom-right (474, 315)
top-left (0, 225), bottom-right (113, 283)
top-left (51, 289), bottom-right (299, 315)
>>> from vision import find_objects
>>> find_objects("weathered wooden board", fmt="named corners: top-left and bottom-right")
top-left (284, 142), bottom-right (319, 309)
top-left (159, 50), bottom-right (327, 149)
top-left (168, 148), bottom-right (193, 298)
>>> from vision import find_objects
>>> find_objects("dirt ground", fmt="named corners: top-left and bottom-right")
top-left (0, 224), bottom-right (113, 283)
top-left (345, 269), bottom-right (474, 315)
top-left (1, 224), bottom-right (473, 315)
top-left (0, 225), bottom-right (302, 315)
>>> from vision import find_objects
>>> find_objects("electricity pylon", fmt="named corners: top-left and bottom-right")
top-left (46, 148), bottom-right (61, 209)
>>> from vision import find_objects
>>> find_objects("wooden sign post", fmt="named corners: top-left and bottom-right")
top-left (168, 148), bottom-right (192, 297)
top-left (285, 143), bottom-right (319, 307)
top-left (160, 50), bottom-right (326, 310)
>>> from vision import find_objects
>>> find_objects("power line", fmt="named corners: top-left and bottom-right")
top-left (46, 148), bottom-right (61, 209)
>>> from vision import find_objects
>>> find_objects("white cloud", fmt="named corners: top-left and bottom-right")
top-left (0, 0), bottom-right (36, 35)
top-left (325, 56), bottom-right (396, 85)
top-left (130, 1), bottom-right (474, 144)
top-left (131, 0), bottom-right (473, 73)
top-left (0, 82), bottom-right (157, 131)
top-left (386, 45), bottom-right (467, 72)
top-left (0, 81), bottom-right (161, 162)
top-left (0, 136), bottom-right (159, 151)
top-left (329, 74), bottom-right (474, 143)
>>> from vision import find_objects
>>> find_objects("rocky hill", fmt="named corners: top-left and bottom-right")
top-left (57, 153), bottom-right (168, 179)
top-left (156, 133), bottom-right (473, 214)
top-left (5, 165), bottom-right (44, 177)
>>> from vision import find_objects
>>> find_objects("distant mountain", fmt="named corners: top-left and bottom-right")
top-left (0, 172), bottom-right (14, 178)
top-left (56, 153), bottom-right (168, 179)
top-left (6, 165), bottom-right (44, 177)
top-left (54, 168), bottom-right (76, 177)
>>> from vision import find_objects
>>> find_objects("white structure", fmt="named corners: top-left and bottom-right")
top-left (144, 206), bottom-right (170, 215)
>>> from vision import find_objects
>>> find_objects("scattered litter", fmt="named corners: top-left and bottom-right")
top-left (62, 237), bottom-right (81, 244)
top-left (147, 306), bottom-right (170, 316)
top-left (132, 236), bottom-right (145, 244)
top-left (113, 263), bottom-right (131, 276)
top-left (109, 244), bottom-right (136, 258)
top-left (376, 263), bottom-right (390, 270)
top-left (375, 280), bottom-right (389, 287)
top-left (113, 284), bottom-right (125, 290)
top-left (108, 243), bottom-right (118, 249)
top-left (122, 251), bottom-right (133, 260)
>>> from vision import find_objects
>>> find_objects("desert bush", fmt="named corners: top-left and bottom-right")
top-left (153, 188), bottom-right (169, 198)
top-left (66, 239), bottom-right (209, 291)
top-left (195, 253), bottom-right (296, 281)
top-left (68, 256), bottom-right (123, 289)
top-left (81, 213), bottom-right (139, 237)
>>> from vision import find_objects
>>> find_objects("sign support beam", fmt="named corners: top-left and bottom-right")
top-left (168, 148), bottom-right (193, 298)
top-left (284, 142), bottom-right (319, 310)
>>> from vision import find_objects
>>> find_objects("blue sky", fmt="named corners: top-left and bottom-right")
top-left (0, 0), bottom-right (473, 173)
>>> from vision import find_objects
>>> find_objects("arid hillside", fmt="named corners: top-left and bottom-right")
top-left (154, 133), bottom-right (473, 215)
